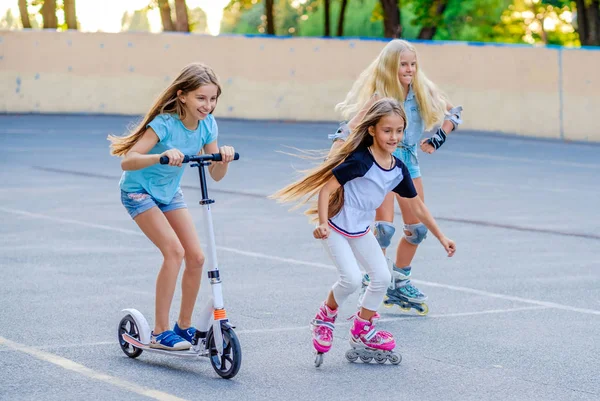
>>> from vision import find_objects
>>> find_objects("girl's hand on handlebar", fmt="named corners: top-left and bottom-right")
top-left (160, 148), bottom-right (184, 167)
top-left (217, 145), bottom-right (235, 164)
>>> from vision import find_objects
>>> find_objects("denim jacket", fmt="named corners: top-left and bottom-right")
top-left (329, 85), bottom-right (425, 166)
top-left (397, 85), bottom-right (423, 165)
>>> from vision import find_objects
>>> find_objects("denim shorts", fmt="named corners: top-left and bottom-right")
top-left (393, 148), bottom-right (421, 179)
top-left (120, 189), bottom-right (187, 219)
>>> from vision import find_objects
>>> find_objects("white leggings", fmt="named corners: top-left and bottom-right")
top-left (322, 229), bottom-right (391, 312)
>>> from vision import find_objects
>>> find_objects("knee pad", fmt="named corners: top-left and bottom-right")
top-left (373, 221), bottom-right (395, 249)
top-left (403, 223), bottom-right (428, 245)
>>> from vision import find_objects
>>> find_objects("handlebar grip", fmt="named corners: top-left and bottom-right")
top-left (211, 152), bottom-right (240, 161)
top-left (159, 155), bottom-right (191, 165)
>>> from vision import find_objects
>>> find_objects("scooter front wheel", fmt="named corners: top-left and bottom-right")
top-left (207, 326), bottom-right (242, 379)
top-left (118, 314), bottom-right (143, 358)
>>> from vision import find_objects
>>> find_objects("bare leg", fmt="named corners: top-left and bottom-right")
top-left (164, 208), bottom-right (205, 329)
top-left (133, 207), bottom-right (184, 334)
top-left (395, 177), bottom-right (424, 268)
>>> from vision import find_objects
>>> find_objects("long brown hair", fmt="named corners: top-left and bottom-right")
top-left (271, 98), bottom-right (406, 222)
top-left (108, 62), bottom-right (222, 156)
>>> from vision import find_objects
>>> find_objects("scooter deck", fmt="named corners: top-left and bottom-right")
top-left (121, 333), bottom-right (202, 358)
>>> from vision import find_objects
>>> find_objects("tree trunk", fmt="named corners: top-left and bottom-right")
top-left (575, 0), bottom-right (589, 44)
top-left (575, 0), bottom-right (600, 46)
top-left (63, 0), bottom-right (77, 30)
top-left (539, 16), bottom-right (548, 44)
top-left (337, 0), bottom-right (348, 36)
top-left (589, 0), bottom-right (600, 45)
top-left (158, 0), bottom-right (175, 31)
top-left (324, 0), bottom-right (331, 36)
top-left (379, 0), bottom-right (401, 38)
top-left (265, 0), bottom-right (275, 35)
top-left (174, 0), bottom-right (189, 32)
top-left (18, 0), bottom-right (31, 29)
top-left (417, 0), bottom-right (448, 40)
top-left (41, 0), bottom-right (58, 29)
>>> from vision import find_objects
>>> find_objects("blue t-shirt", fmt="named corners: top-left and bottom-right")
top-left (329, 147), bottom-right (417, 237)
top-left (119, 113), bottom-right (218, 204)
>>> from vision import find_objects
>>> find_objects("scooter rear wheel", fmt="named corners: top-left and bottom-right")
top-left (118, 314), bottom-right (143, 358)
top-left (207, 326), bottom-right (242, 379)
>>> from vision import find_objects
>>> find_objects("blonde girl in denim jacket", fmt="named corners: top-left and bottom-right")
top-left (329, 39), bottom-right (463, 314)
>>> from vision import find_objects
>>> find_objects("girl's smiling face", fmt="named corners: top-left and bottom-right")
top-left (179, 84), bottom-right (219, 121)
top-left (369, 113), bottom-right (405, 154)
top-left (398, 51), bottom-right (417, 88)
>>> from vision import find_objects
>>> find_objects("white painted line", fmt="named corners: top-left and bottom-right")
top-left (410, 280), bottom-right (600, 316)
top-left (236, 305), bottom-right (549, 334)
top-left (2, 206), bottom-right (599, 317)
top-left (0, 336), bottom-right (190, 401)
top-left (395, 305), bottom-right (548, 320)
top-left (14, 305), bottom-right (550, 352)
top-left (217, 245), bottom-right (334, 270)
top-left (0, 207), bottom-right (334, 268)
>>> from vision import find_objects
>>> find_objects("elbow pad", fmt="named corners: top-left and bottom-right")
top-left (328, 122), bottom-right (350, 142)
top-left (444, 106), bottom-right (463, 131)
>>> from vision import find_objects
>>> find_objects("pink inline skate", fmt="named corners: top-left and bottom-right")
top-left (310, 302), bottom-right (337, 367)
top-left (346, 312), bottom-right (401, 365)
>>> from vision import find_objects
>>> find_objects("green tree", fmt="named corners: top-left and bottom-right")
top-left (297, 0), bottom-right (384, 37)
top-left (0, 9), bottom-right (20, 29)
top-left (150, 0), bottom-right (191, 32)
top-left (189, 7), bottom-right (209, 33)
top-left (121, 9), bottom-right (151, 31)
top-left (225, 0), bottom-right (276, 34)
top-left (493, 0), bottom-right (578, 45)
top-left (222, 0), bottom-right (297, 35)
top-left (424, 0), bottom-right (510, 42)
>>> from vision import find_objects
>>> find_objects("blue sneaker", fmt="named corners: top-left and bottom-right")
top-left (174, 322), bottom-right (197, 343)
top-left (150, 330), bottom-right (191, 351)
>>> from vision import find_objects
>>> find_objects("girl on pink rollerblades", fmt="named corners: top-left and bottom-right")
top-left (272, 98), bottom-right (456, 367)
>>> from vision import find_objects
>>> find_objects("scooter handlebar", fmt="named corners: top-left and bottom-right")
top-left (159, 153), bottom-right (240, 165)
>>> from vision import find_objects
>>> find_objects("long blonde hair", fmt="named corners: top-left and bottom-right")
top-left (336, 39), bottom-right (448, 131)
top-left (271, 98), bottom-right (406, 221)
top-left (108, 62), bottom-right (222, 156)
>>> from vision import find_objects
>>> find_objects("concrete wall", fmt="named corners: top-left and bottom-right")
top-left (1, 30), bottom-right (598, 142)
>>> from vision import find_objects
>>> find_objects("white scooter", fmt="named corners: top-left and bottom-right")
top-left (117, 152), bottom-right (242, 379)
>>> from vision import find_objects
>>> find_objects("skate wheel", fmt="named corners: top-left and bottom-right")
top-left (399, 305), bottom-right (412, 312)
top-left (360, 355), bottom-right (373, 363)
top-left (389, 353), bottom-right (402, 365)
top-left (383, 302), bottom-right (394, 309)
top-left (345, 349), bottom-right (359, 363)
top-left (374, 352), bottom-right (387, 364)
top-left (314, 352), bottom-right (324, 367)
top-left (416, 303), bottom-right (429, 316)
top-left (118, 315), bottom-right (143, 359)
top-left (207, 326), bottom-right (242, 379)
